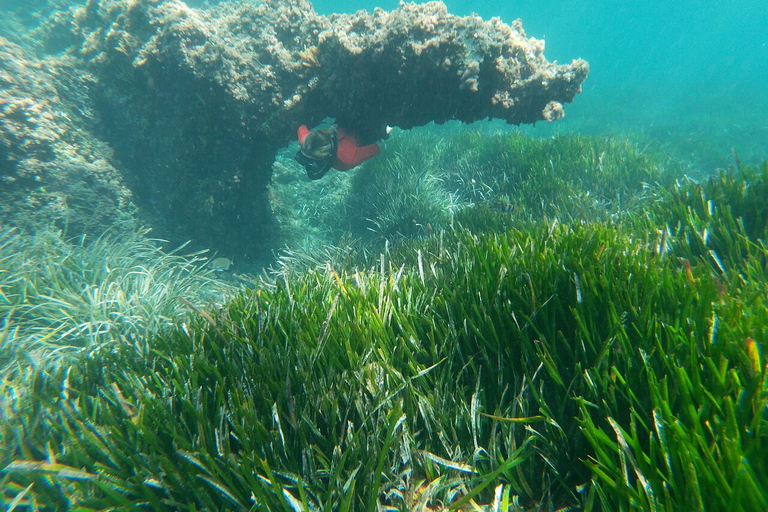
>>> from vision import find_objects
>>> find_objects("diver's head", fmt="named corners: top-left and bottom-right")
top-left (300, 128), bottom-right (337, 160)
top-left (295, 126), bottom-right (338, 180)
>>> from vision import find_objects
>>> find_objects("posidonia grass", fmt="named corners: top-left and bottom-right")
top-left (1, 148), bottom-right (766, 511)
top-left (0, 226), bottom-right (234, 378)
top-left (272, 128), bottom-right (681, 248)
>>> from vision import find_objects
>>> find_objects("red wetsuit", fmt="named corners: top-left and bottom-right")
top-left (297, 125), bottom-right (380, 171)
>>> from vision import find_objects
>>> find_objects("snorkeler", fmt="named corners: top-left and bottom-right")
top-left (294, 123), bottom-right (382, 180)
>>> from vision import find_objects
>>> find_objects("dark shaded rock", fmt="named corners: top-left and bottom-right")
top-left (5, 0), bottom-right (587, 260)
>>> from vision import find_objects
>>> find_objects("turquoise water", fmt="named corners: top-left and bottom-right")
top-left (311, 0), bottom-right (768, 170)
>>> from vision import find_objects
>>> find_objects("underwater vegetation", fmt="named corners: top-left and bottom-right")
top-left (273, 128), bottom-right (681, 248)
top-left (350, 129), bottom-right (674, 239)
top-left (0, 226), bottom-right (234, 378)
top-left (1, 133), bottom-right (767, 511)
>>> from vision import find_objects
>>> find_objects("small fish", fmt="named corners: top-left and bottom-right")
top-left (209, 257), bottom-right (233, 271)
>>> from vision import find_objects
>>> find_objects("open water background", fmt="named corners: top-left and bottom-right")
top-left (312, 0), bottom-right (768, 171)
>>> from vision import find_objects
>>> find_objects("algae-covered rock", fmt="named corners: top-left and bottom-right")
top-left (0, 37), bottom-right (137, 234)
top-left (42, 0), bottom-right (588, 141)
top-left (3, 0), bottom-right (587, 259)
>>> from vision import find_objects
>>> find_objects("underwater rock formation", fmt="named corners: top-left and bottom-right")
top-left (45, 0), bottom-right (588, 141)
top-left (3, 0), bottom-right (587, 257)
top-left (0, 37), bottom-right (137, 234)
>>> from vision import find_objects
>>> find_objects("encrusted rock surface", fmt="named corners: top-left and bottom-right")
top-left (0, 37), bottom-right (137, 234)
top-left (2, 0), bottom-right (588, 259)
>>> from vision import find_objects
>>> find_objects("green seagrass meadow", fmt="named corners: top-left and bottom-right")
top-left (1, 131), bottom-right (766, 511)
